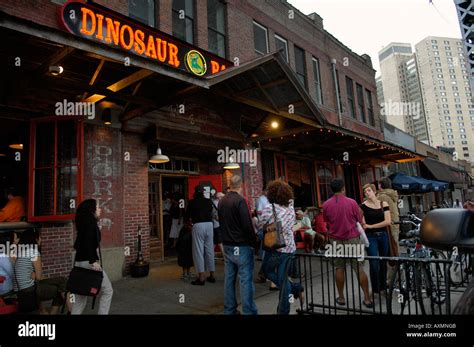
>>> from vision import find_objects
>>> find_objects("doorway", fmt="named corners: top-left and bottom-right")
top-left (148, 174), bottom-right (188, 261)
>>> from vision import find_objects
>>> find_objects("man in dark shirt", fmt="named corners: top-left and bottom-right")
top-left (218, 175), bottom-right (257, 314)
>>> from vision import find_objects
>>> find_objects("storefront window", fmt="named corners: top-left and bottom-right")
top-left (316, 162), bottom-right (334, 205)
top-left (29, 118), bottom-right (83, 221)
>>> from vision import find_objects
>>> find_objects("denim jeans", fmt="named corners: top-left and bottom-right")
top-left (366, 231), bottom-right (389, 293)
top-left (262, 251), bottom-right (302, 315)
top-left (223, 245), bottom-right (258, 315)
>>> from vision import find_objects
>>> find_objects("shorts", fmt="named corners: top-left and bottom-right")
top-left (327, 237), bottom-right (365, 269)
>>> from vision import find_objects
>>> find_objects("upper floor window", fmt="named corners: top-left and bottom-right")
top-left (253, 21), bottom-right (268, 55)
top-left (346, 76), bottom-right (355, 118)
top-left (129, 0), bottom-right (155, 27)
top-left (312, 57), bottom-right (322, 104)
top-left (275, 34), bottom-right (289, 63)
top-left (366, 89), bottom-right (375, 126)
top-left (294, 46), bottom-right (306, 87)
top-left (356, 83), bottom-right (366, 123)
top-left (207, 0), bottom-right (226, 58)
top-left (173, 0), bottom-right (194, 44)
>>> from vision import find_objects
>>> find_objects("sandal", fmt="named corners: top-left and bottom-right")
top-left (335, 297), bottom-right (346, 306)
top-left (363, 300), bottom-right (374, 308)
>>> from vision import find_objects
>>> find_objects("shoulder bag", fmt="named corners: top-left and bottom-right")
top-left (263, 204), bottom-right (286, 251)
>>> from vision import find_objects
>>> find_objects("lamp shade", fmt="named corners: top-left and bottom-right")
top-left (149, 146), bottom-right (169, 164)
top-left (223, 162), bottom-right (240, 170)
top-left (102, 108), bottom-right (112, 125)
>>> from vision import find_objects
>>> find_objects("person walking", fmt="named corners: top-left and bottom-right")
top-left (71, 199), bottom-right (113, 315)
top-left (218, 175), bottom-right (258, 315)
top-left (257, 180), bottom-right (304, 315)
top-left (186, 186), bottom-right (215, 285)
top-left (360, 183), bottom-right (391, 297)
top-left (323, 179), bottom-right (372, 308)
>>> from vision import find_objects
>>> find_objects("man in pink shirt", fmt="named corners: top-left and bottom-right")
top-left (323, 179), bottom-right (372, 308)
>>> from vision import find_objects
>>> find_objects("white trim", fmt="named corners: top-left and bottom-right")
top-left (274, 34), bottom-right (289, 63)
top-left (253, 21), bottom-right (269, 55)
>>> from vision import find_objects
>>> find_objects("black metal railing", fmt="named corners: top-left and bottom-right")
top-left (292, 252), bottom-right (453, 315)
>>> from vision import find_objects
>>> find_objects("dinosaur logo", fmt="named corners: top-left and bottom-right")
top-left (185, 50), bottom-right (207, 76)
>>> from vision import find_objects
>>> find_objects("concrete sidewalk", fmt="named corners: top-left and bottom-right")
top-left (82, 257), bottom-right (299, 314)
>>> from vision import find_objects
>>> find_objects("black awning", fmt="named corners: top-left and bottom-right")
top-left (421, 159), bottom-right (464, 184)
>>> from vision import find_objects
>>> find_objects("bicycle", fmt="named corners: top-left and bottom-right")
top-left (387, 215), bottom-right (448, 315)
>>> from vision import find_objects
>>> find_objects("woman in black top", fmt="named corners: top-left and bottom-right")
top-left (360, 184), bottom-right (392, 295)
top-left (186, 186), bottom-right (215, 285)
top-left (71, 199), bottom-right (113, 314)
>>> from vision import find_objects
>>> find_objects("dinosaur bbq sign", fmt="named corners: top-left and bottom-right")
top-left (59, 1), bottom-right (231, 77)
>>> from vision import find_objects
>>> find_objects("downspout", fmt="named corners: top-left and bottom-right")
top-left (331, 58), bottom-right (343, 126)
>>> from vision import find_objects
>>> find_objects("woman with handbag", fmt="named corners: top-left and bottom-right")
top-left (360, 184), bottom-right (392, 297)
top-left (256, 180), bottom-right (304, 315)
top-left (71, 199), bottom-right (113, 315)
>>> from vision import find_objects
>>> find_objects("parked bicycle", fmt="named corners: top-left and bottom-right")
top-left (387, 215), bottom-right (448, 315)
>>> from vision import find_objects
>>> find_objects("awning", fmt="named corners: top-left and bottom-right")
top-left (206, 52), bottom-right (326, 128)
top-left (389, 173), bottom-right (449, 193)
top-left (421, 159), bottom-right (464, 184)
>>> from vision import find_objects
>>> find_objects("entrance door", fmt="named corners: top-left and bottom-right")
top-left (161, 176), bottom-right (188, 257)
top-left (148, 174), bottom-right (162, 262)
top-left (343, 165), bottom-right (362, 203)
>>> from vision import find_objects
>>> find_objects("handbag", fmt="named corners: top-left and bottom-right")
top-left (263, 203), bottom-right (286, 251)
top-left (66, 225), bottom-right (104, 309)
top-left (66, 266), bottom-right (103, 296)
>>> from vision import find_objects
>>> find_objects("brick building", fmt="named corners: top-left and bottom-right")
top-left (0, 0), bottom-right (419, 280)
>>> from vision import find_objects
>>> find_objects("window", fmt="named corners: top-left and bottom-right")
top-left (462, 140), bottom-right (468, 144)
top-left (458, 116), bottom-right (464, 120)
top-left (449, 141), bottom-right (455, 145)
top-left (29, 118), bottom-right (83, 221)
top-left (457, 110), bottom-right (463, 114)
top-left (207, 0), bottom-right (226, 58)
top-left (436, 68), bottom-right (443, 72)
top-left (447, 128), bottom-right (453, 133)
top-left (448, 135), bottom-right (454, 139)
top-left (316, 162), bottom-right (334, 205)
top-left (455, 104), bottom-right (462, 109)
top-left (312, 57), bottom-right (322, 104)
top-left (463, 147), bottom-right (469, 151)
top-left (443, 104), bottom-right (449, 108)
top-left (434, 51), bottom-right (439, 55)
top-left (442, 98), bottom-right (448, 102)
top-left (253, 21), bottom-right (268, 55)
top-left (446, 122), bottom-right (452, 126)
top-left (356, 83), bottom-right (366, 123)
top-left (431, 39), bottom-right (438, 43)
top-left (294, 46), bottom-right (306, 87)
top-left (129, 0), bottom-right (155, 27)
top-left (275, 34), bottom-right (289, 63)
top-left (459, 122), bottom-right (465, 126)
top-left (446, 52), bottom-right (452, 56)
top-left (172, 0), bottom-right (194, 44)
top-left (346, 76), bottom-right (355, 118)
top-left (450, 75), bottom-right (456, 79)
top-left (454, 92), bottom-right (459, 96)
top-left (461, 134), bottom-right (467, 139)
top-left (445, 46), bottom-right (451, 50)
top-left (335, 69), bottom-right (343, 113)
top-left (366, 89), bottom-right (375, 126)
top-left (444, 40), bottom-right (450, 45)
top-left (443, 110), bottom-right (450, 114)
top-left (434, 57), bottom-right (441, 61)
top-left (435, 63), bottom-right (442, 67)
top-left (460, 128), bottom-right (466, 133)
top-left (444, 116), bottom-right (451, 120)
top-left (441, 92), bottom-right (447, 96)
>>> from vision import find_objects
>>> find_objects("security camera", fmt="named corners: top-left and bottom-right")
top-left (49, 65), bottom-right (64, 76)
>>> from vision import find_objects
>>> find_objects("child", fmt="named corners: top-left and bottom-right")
top-left (176, 219), bottom-right (193, 280)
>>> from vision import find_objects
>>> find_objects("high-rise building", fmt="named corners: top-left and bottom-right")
top-left (454, 0), bottom-right (474, 91)
top-left (415, 36), bottom-right (474, 163)
top-left (377, 43), bottom-right (429, 143)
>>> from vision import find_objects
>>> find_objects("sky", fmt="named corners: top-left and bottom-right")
top-left (288, 0), bottom-right (462, 75)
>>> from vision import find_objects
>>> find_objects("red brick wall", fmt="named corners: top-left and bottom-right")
top-left (40, 223), bottom-right (74, 278)
top-left (122, 133), bottom-right (150, 270)
top-left (84, 124), bottom-right (124, 248)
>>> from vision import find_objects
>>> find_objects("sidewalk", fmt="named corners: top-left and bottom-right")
top-left (82, 257), bottom-right (299, 314)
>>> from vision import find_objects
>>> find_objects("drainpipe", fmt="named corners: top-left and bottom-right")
top-left (331, 58), bottom-right (343, 126)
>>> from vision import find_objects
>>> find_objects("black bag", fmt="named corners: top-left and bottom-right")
top-left (66, 266), bottom-right (103, 296)
top-left (263, 204), bottom-right (286, 251)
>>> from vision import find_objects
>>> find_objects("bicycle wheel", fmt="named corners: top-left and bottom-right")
top-left (415, 263), bottom-right (435, 315)
top-left (449, 253), bottom-right (469, 286)
top-left (387, 263), bottom-right (409, 315)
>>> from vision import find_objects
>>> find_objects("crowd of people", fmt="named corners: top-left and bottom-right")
top-left (0, 176), bottom-right (472, 316)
